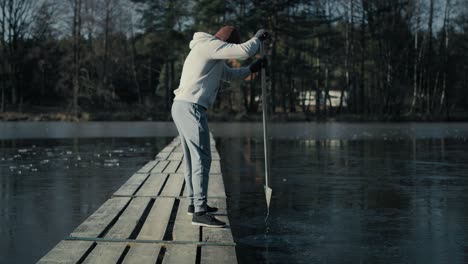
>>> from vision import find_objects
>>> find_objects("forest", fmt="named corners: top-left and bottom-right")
top-left (1, 0), bottom-right (468, 121)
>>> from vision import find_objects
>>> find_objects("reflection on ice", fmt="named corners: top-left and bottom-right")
top-left (104, 159), bottom-right (120, 167)
top-left (219, 136), bottom-right (468, 264)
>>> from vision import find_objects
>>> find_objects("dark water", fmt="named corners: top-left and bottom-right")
top-left (1, 122), bottom-right (468, 264)
top-left (0, 137), bottom-right (172, 264)
top-left (219, 137), bottom-right (468, 264)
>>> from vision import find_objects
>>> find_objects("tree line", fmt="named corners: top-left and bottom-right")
top-left (1, 0), bottom-right (468, 120)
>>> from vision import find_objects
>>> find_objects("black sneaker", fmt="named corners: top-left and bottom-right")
top-left (187, 205), bottom-right (218, 215)
top-left (192, 212), bottom-right (226, 228)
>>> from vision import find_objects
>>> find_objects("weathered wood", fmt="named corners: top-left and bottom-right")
top-left (202, 215), bottom-right (233, 243)
top-left (173, 144), bottom-right (183, 152)
top-left (176, 163), bottom-right (185, 173)
top-left (138, 160), bottom-right (159, 173)
top-left (151, 160), bottom-right (170, 173)
top-left (137, 197), bottom-right (175, 240)
top-left (114, 173), bottom-right (149, 196)
top-left (168, 137), bottom-right (180, 146)
top-left (163, 160), bottom-right (181, 173)
top-left (161, 145), bottom-right (176, 153)
top-left (173, 198), bottom-right (199, 242)
top-left (136, 173), bottom-right (169, 196)
top-left (122, 243), bottom-right (161, 264)
top-left (209, 134), bottom-right (216, 145)
top-left (105, 197), bottom-right (151, 239)
top-left (82, 242), bottom-right (127, 264)
top-left (162, 245), bottom-right (197, 264)
top-left (39, 135), bottom-right (237, 264)
top-left (201, 246), bottom-right (238, 264)
top-left (71, 197), bottom-right (131, 238)
top-left (36, 240), bottom-right (94, 264)
top-left (206, 198), bottom-right (227, 215)
top-left (211, 152), bottom-right (220, 160)
top-left (160, 174), bottom-right (185, 197)
top-left (210, 160), bottom-right (221, 174)
top-left (207, 173), bottom-right (226, 197)
top-left (155, 151), bottom-right (171, 160)
top-left (168, 152), bottom-right (184, 160)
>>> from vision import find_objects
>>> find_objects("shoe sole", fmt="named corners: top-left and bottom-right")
top-left (191, 222), bottom-right (226, 228)
top-left (187, 211), bottom-right (218, 216)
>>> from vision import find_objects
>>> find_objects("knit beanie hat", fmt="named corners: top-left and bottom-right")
top-left (214, 26), bottom-right (241, 44)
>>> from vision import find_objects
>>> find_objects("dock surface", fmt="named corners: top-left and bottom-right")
top-left (37, 134), bottom-right (237, 264)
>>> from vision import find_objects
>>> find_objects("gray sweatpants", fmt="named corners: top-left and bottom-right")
top-left (171, 100), bottom-right (211, 213)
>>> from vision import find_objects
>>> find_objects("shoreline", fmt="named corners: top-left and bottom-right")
top-left (1, 110), bottom-right (468, 122)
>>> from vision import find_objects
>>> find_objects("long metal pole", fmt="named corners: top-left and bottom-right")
top-left (261, 42), bottom-right (271, 198)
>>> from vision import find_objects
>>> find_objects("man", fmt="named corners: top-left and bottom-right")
top-left (171, 26), bottom-right (269, 227)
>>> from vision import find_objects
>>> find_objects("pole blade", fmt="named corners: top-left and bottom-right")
top-left (264, 185), bottom-right (272, 209)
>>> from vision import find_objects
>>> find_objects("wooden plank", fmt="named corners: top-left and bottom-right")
top-left (168, 137), bottom-right (180, 146)
top-left (39, 135), bottom-right (238, 264)
top-left (211, 152), bottom-right (220, 160)
top-left (114, 173), bottom-right (149, 196)
top-left (36, 240), bottom-right (94, 264)
top-left (210, 160), bottom-right (221, 174)
top-left (207, 174), bottom-right (226, 197)
top-left (168, 152), bottom-right (184, 160)
top-left (137, 197), bottom-right (175, 240)
top-left (151, 160), bottom-right (170, 173)
top-left (161, 145), bottom-right (176, 153)
top-left (176, 163), bottom-right (185, 173)
top-left (163, 160), bottom-right (181, 173)
top-left (71, 197), bottom-right (131, 238)
top-left (105, 197), bottom-right (151, 239)
top-left (173, 198), bottom-right (199, 242)
top-left (82, 242), bottom-right (127, 264)
top-left (202, 215), bottom-right (233, 243)
top-left (155, 151), bottom-right (171, 160)
top-left (207, 198), bottom-right (227, 215)
top-left (160, 174), bottom-right (185, 197)
top-left (201, 246), bottom-right (238, 264)
top-left (136, 173), bottom-right (168, 196)
top-left (122, 244), bottom-right (161, 264)
top-left (173, 144), bottom-right (183, 152)
top-left (138, 160), bottom-right (158, 173)
top-left (162, 245), bottom-right (197, 264)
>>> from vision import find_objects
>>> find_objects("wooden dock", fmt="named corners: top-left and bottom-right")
top-left (37, 134), bottom-right (237, 264)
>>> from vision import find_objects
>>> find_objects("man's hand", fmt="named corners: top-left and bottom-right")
top-left (254, 29), bottom-right (270, 41)
top-left (249, 57), bottom-right (267, 73)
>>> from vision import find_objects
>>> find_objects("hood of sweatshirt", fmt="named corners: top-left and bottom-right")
top-left (189, 32), bottom-right (216, 50)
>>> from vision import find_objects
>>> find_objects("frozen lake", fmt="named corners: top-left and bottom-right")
top-left (1, 122), bottom-right (468, 263)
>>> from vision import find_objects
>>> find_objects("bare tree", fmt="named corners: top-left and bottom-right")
top-left (0, 0), bottom-right (35, 107)
top-left (438, 0), bottom-right (452, 116)
top-left (0, 0), bottom-right (6, 112)
top-left (409, 0), bottom-right (422, 114)
top-left (338, 0), bottom-right (355, 114)
top-left (102, 0), bottom-right (119, 100)
top-left (72, 0), bottom-right (82, 117)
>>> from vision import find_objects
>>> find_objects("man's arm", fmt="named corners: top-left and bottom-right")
top-left (210, 37), bottom-right (261, 60)
top-left (221, 63), bottom-right (251, 82)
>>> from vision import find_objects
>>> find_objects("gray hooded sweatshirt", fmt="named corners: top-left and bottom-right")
top-left (173, 32), bottom-right (261, 109)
